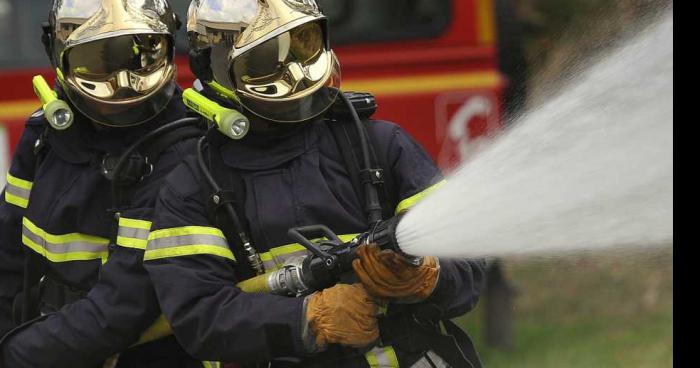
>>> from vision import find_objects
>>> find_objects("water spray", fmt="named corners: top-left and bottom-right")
top-left (396, 11), bottom-right (674, 259)
top-left (209, 11), bottom-right (675, 293)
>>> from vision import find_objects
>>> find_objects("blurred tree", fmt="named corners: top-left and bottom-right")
top-left (513, 0), bottom-right (671, 104)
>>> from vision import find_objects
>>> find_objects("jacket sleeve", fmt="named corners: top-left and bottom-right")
top-left (0, 119), bottom-right (42, 337)
top-left (1, 245), bottom-right (162, 368)
top-left (143, 159), bottom-right (307, 364)
top-left (379, 122), bottom-right (487, 318)
top-left (0, 142), bottom-right (191, 368)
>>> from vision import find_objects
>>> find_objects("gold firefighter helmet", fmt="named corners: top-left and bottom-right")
top-left (187, 0), bottom-right (341, 123)
top-left (47, 0), bottom-right (179, 127)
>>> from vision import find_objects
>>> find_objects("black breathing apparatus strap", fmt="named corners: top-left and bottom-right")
top-left (197, 132), bottom-right (259, 280)
top-left (109, 117), bottom-right (204, 211)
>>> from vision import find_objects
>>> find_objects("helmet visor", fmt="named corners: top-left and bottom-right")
top-left (230, 21), bottom-right (341, 123)
top-left (63, 34), bottom-right (173, 100)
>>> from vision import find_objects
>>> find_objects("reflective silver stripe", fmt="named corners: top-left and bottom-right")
top-left (375, 349), bottom-right (394, 367)
top-left (6, 184), bottom-right (31, 201)
top-left (366, 346), bottom-right (400, 368)
top-left (118, 226), bottom-right (150, 240)
top-left (274, 249), bottom-right (310, 265)
top-left (262, 248), bottom-right (310, 270)
top-left (145, 227), bottom-right (234, 261)
top-left (262, 259), bottom-right (278, 270)
top-left (147, 234), bottom-right (229, 250)
top-left (4, 173), bottom-right (33, 208)
top-left (409, 351), bottom-right (450, 368)
top-left (117, 221), bottom-right (152, 250)
top-left (22, 225), bottom-right (108, 254)
top-left (261, 234), bottom-right (359, 270)
top-left (21, 218), bottom-right (109, 262)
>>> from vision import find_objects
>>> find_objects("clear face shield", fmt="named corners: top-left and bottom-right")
top-left (189, 0), bottom-right (341, 123)
top-left (53, 0), bottom-right (178, 127)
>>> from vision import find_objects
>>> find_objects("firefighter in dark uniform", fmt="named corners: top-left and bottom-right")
top-left (144, 0), bottom-right (486, 367)
top-left (0, 1), bottom-right (211, 367)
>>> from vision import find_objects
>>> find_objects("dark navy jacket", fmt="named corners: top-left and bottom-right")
top-left (144, 117), bottom-right (486, 366)
top-left (0, 88), bottom-right (205, 367)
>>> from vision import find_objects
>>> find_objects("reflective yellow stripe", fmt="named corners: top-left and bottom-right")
top-left (5, 192), bottom-right (29, 209)
top-left (6, 173), bottom-right (33, 190)
top-left (4, 173), bottom-right (33, 209)
top-left (395, 180), bottom-right (447, 215)
top-left (21, 217), bottom-right (109, 262)
top-left (202, 362), bottom-right (221, 368)
top-left (144, 228), bottom-right (358, 265)
top-left (260, 233), bottom-right (359, 270)
top-left (119, 217), bottom-right (152, 230)
top-left (149, 226), bottom-right (226, 240)
top-left (145, 226), bottom-right (234, 261)
top-left (144, 245), bottom-right (235, 261)
top-left (116, 217), bottom-right (152, 250)
top-left (365, 346), bottom-right (400, 367)
top-left (23, 217), bottom-right (108, 244)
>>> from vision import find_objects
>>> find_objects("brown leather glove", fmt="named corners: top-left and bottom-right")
top-left (102, 355), bottom-right (119, 368)
top-left (352, 244), bottom-right (440, 301)
top-left (306, 283), bottom-right (380, 349)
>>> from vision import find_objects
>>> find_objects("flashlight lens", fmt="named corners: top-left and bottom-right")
top-left (230, 120), bottom-right (248, 137)
top-left (53, 109), bottom-right (73, 128)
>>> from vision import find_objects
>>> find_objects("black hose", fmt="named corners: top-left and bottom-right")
top-left (338, 92), bottom-right (384, 225)
top-left (196, 137), bottom-right (247, 235)
top-left (196, 136), bottom-right (259, 277)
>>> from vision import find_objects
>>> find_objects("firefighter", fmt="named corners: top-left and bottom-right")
top-left (143, 0), bottom-right (486, 367)
top-left (0, 1), bottom-right (208, 367)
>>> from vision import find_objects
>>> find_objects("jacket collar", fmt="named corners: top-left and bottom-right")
top-left (47, 86), bottom-right (187, 164)
top-left (210, 118), bottom-right (324, 171)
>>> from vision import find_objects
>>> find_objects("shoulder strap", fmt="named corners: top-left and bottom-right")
top-left (112, 124), bottom-right (203, 209)
top-left (142, 125), bottom-right (203, 164)
top-left (328, 120), bottom-right (364, 209)
top-left (200, 133), bottom-right (257, 280)
top-left (328, 118), bottom-right (396, 222)
top-left (362, 120), bottom-right (397, 219)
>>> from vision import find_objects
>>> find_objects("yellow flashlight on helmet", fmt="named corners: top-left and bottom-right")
top-left (183, 88), bottom-right (250, 140)
top-left (32, 75), bottom-right (74, 130)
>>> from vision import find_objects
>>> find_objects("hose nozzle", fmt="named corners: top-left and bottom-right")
top-left (183, 88), bottom-right (249, 140)
top-left (32, 75), bottom-right (73, 130)
top-left (365, 214), bottom-right (422, 266)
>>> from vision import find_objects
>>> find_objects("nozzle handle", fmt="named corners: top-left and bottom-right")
top-left (288, 225), bottom-right (342, 269)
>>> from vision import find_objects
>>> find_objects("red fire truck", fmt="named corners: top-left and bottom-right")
top-left (0, 0), bottom-right (526, 176)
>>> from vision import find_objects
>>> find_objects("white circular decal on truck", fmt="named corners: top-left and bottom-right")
top-left (435, 92), bottom-right (499, 171)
